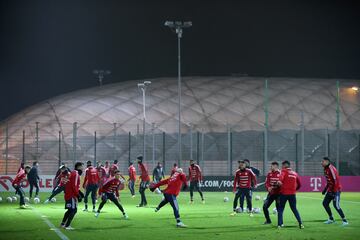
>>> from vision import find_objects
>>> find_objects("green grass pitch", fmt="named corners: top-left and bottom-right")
top-left (0, 191), bottom-right (359, 240)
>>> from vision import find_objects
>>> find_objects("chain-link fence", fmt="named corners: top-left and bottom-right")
top-left (0, 122), bottom-right (359, 176)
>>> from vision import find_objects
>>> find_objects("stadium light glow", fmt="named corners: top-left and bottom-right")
top-left (351, 86), bottom-right (359, 92)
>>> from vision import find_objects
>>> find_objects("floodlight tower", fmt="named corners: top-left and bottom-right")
top-left (138, 81), bottom-right (152, 162)
top-left (93, 69), bottom-right (111, 86)
top-left (164, 20), bottom-right (192, 167)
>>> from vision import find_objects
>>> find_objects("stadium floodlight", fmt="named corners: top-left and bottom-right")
top-left (93, 69), bottom-right (111, 86)
top-left (164, 20), bottom-right (192, 167)
top-left (138, 81), bottom-right (152, 163)
top-left (352, 86), bottom-right (359, 92)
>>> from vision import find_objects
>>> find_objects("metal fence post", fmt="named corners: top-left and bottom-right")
top-left (128, 132), bottom-right (131, 164)
top-left (113, 123), bottom-right (117, 160)
top-left (325, 128), bottom-right (329, 157)
top-left (22, 130), bottom-right (25, 164)
top-left (336, 80), bottom-right (340, 173)
top-left (201, 131), bottom-right (204, 168)
top-left (227, 125), bottom-right (232, 175)
top-left (162, 132), bottom-right (166, 169)
top-left (58, 131), bottom-right (61, 167)
top-left (5, 124), bottom-right (8, 174)
top-left (300, 112), bottom-right (305, 175)
top-left (190, 124), bottom-right (193, 160)
top-left (35, 122), bottom-right (39, 160)
top-left (295, 133), bottom-right (299, 172)
top-left (73, 122), bottom-right (77, 165)
top-left (263, 79), bottom-right (269, 176)
top-left (196, 131), bottom-right (200, 163)
top-left (94, 131), bottom-right (97, 165)
top-left (152, 123), bottom-right (155, 167)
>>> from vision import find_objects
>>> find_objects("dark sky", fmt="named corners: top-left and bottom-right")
top-left (0, 0), bottom-right (359, 121)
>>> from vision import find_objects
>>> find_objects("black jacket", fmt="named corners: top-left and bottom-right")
top-left (28, 166), bottom-right (40, 182)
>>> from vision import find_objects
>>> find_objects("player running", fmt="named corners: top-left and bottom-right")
top-left (12, 165), bottom-right (31, 208)
top-left (95, 170), bottom-right (128, 219)
top-left (321, 157), bottom-right (348, 226)
top-left (60, 162), bottom-right (84, 230)
top-left (277, 160), bottom-right (304, 229)
top-left (137, 155), bottom-right (150, 207)
top-left (231, 160), bottom-right (257, 216)
top-left (263, 161), bottom-right (281, 224)
top-left (83, 161), bottom-right (100, 212)
top-left (150, 167), bottom-right (188, 228)
top-left (128, 162), bottom-right (136, 197)
top-left (188, 159), bottom-right (205, 204)
top-left (44, 165), bottom-right (70, 203)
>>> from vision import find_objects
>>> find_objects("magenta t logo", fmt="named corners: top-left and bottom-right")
top-left (310, 177), bottom-right (322, 191)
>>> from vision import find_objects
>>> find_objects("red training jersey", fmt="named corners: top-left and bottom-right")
top-left (97, 166), bottom-right (107, 182)
top-left (57, 171), bottom-right (70, 187)
top-left (324, 164), bottom-right (341, 192)
top-left (233, 168), bottom-right (257, 191)
top-left (128, 165), bottom-right (136, 181)
top-left (12, 168), bottom-right (26, 186)
top-left (278, 168), bottom-right (301, 195)
top-left (83, 166), bottom-right (100, 187)
top-left (188, 164), bottom-right (202, 181)
top-left (265, 170), bottom-right (281, 195)
top-left (138, 162), bottom-right (150, 181)
top-left (100, 177), bottom-right (122, 197)
top-left (64, 170), bottom-right (80, 201)
top-left (153, 171), bottom-right (187, 196)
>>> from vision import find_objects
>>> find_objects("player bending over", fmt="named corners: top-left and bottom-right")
top-left (263, 161), bottom-right (281, 224)
top-left (44, 165), bottom-right (70, 203)
top-left (277, 160), bottom-right (304, 229)
top-left (231, 160), bottom-right (257, 216)
top-left (95, 170), bottom-right (128, 219)
top-left (12, 165), bottom-right (31, 208)
top-left (321, 157), bottom-right (348, 226)
top-left (83, 161), bottom-right (100, 212)
top-left (150, 168), bottom-right (188, 228)
top-left (61, 162), bottom-right (84, 230)
top-left (188, 159), bottom-right (204, 204)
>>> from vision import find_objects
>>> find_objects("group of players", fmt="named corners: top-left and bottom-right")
top-left (11, 155), bottom-right (348, 229)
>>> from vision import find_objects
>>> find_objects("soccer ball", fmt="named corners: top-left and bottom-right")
top-left (0, 196), bottom-right (2, 202)
top-left (6, 197), bottom-right (13, 203)
top-left (235, 207), bottom-right (243, 213)
top-left (12, 196), bottom-right (17, 202)
top-left (34, 197), bottom-right (40, 204)
top-left (50, 198), bottom-right (56, 203)
top-left (273, 207), bottom-right (278, 214)
top-left (253, 207), bottom-right (261, 214)
top-left (24, 197), bottom-right (30, 203)
top-left (263, 197), bottom-right (267, 201)
top-left (255, 195), bottom-right (261, 201)
top-left (223, 196), bottom-right (229, 202)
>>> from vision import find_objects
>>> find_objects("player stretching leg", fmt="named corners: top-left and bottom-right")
top-left (263, 161), bottom-right (281, 224)
top-left (151, 168), bottom-right (188, 228)
top-left (95, 170), bottom-right (128, 219)
top-left (83, 161), bottom-right (100, 212)
top-left (231, 160), bottom-right (257, 216)
top-left (188, 160), bottom-right (204, 204)
top-left (45, 165), bottom-right (70, 203)
top-left (321, 157), bottom-right (348, 226)
top-left (61, 162), bottom-right (84, 230)
top-left (12, 165), bottom-right (31, 208)
top-left (277, 161), bottom-right (304, 229)
top-left (137, 156), bottom-right (150, 207)
top-left (128, 162), bottom-right (136, 197)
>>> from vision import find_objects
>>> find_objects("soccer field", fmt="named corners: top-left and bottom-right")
top-left (0, 191), bottom-right (359, 240)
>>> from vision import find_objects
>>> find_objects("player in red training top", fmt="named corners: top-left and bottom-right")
top-left (128, 162), bottom-right (136, 197)
top-left (170, 163), bottom-right (178, 176)
top-left (263, 161), bottom-right (281, 224)
top-left (83, 161), bottom-right (100, 212)
top-left (12, 165), bottom-right (31, 208)
top-left (231, 160), bottom-right (257, 216)
top-left (95, 170), bottom-right (128, 219)
top-left (188, 159), bottom-right (204, 203)
top-left (150, 167), bottom-right (188, 228)
top-left (137, 155), bottom-right (150, 207)
top-left (277, 160), bottom-right (304, 229)
top-left (104, 161), bottom-right (110, 177)
top-left (44, 165), bottom-right (70, 204)
top-left (321, 157), bottom-right (348, 226)
top-left (60, 162), bottom-right (84, 230)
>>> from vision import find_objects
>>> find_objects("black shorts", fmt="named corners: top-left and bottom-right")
top-left (65, 197), bottom-right (78, 210)
top-left (101, 192), bottom-right (117, 202)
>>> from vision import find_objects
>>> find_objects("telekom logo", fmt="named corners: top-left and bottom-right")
top-left (310, 177), bottom-right (322, 191)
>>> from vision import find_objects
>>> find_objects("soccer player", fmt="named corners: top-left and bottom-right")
top-left (150, 168), bottom-right (188, 228)
top-left (263, 161), bottom-right (281, 224)
top-left (153, 162), bottom-right (165, 183)
top-left (277, 160), bottom-right (304, 229)
top-left (95, 170), bottom-right (128, 219)
top-left (60, 162), bottom-right (84, 230)
top-left (137, 155), bottom-right (150, 207)
top-left (231, 160), bottom-right (257, 216)
top-left (44, 165), bottom-right (70, 204)
top-left (12, 165), bottom-right (31, 208)
top-left (104, 161), bottom-right (110, 177)
top-left (109, 160), bottom-right (119, 177)
top-left (244, 159), bottom-right (260, 177)
top-left (188, 159), bottom-right (204, 204)
top-left (321, 157), bottom-right (348, 226)
top-left (170, 163), bottom-right (178, 176)
top-left (83, 161), bottom-right (100, 212)
top-left (28, 161), bottom-right (40, 199)
top-left (128, 162), bottom-right (136, 197)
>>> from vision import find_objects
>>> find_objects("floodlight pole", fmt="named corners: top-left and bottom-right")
top-left (93, 69), bottom-right (111, 86)
top-left (138, 81), bottom-right (152, 163)
top-left (164, 21), bottom-right (192, 167)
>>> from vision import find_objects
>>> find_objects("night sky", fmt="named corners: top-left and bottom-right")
top-left (0, 0), bottom-right (359, 121)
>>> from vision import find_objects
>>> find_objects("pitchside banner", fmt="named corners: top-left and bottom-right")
top-left (1, 175), bottom-right (360, 192)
